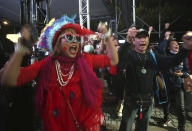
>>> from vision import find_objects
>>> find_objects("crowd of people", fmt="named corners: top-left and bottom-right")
top-left (0, 15), bottom-right (192, 131)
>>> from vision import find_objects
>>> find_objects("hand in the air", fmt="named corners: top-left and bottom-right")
top-left (126, 27), bottom-right (137, 43)
top-left (97, 22), bottom-right (108, 34)
top-left (165, 23), bottom-right (170, 29)
top-left (21, 27), bottom-right (31, 41)
top-left (128, 27), bottom-right (137, 38)
top-left (148, 26), bottom-right (153, 33)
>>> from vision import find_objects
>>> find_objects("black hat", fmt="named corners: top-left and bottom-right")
top-left (135, 29), bottom-right (149, 38)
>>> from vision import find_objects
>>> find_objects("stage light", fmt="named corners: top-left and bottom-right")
top-left (6, 33), bottom-right (20, 43)
top-left (3, 20), bottom-right (8, 25)
top-left (118, 40), bottom-right (125, 44)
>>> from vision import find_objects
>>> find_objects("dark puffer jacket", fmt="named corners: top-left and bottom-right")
top-left (164, 52), bottom-right (189, 88)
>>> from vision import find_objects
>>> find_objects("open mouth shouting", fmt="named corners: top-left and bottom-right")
top-left (61, 44), bottom-right (79, 58)
top-left (139, 43), bottom-right (147, 49)
top-left (137, 42), bottom-right (148, 52)
top-left (69, 45), bottom-right (79, 55)
top-left (139, 43), bottom-right (147, 47)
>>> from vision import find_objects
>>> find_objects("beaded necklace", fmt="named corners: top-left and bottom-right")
top-left (55, 60), bottom-right (74, 87)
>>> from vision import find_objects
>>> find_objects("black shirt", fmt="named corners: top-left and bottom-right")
top-left (118, 42), bottom-right (133, 71)
top-left (123, 48), bottom-right (189, 99)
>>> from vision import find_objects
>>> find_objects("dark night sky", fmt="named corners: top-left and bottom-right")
top-left (133, 0), bottom-right (192, 41)
top-left (0, 0), bottom-right (192, 41)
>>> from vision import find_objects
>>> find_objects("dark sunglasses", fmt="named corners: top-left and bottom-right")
top-left (60, 33), bottom-right (81, 43)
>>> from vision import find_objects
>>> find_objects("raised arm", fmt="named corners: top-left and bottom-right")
top-left (1, 24), bottom-right (36, 86)
top-left (97, 22), bottom-right (118, 66)
top-left (1, 44), bottom-right (29, 86)
top-left (105, 37), bottom-right (118, 65)
top-left (155, 48), bottom-right (188, 71)
top-left (156, 32), bottom-right (192, 71)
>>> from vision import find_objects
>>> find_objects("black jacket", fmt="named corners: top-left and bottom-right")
top-left (164, 52), bottom-right (189, 88)
top-left (122, 48), bottom-right (189, 99)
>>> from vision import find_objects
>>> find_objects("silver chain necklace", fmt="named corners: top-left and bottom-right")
top-left (136, 52), bottom-right (147, 74)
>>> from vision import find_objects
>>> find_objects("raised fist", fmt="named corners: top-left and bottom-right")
top-left (128, 27), bottom-right (137, 38)
top-left (19, 24), bottom-right (38, 49)
top-left (97, 22), bottom-right (108, 34)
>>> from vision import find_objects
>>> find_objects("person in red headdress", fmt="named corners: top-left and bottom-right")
top-left (0, 16), bottom-right (118, 131)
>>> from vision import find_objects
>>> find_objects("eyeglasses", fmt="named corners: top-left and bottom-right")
top-left (60, 33), bottom-right (81, 44)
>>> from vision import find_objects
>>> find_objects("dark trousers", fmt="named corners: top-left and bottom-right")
top-left (119, 97), bottom-right (154, 131)
top-left (163, 87), bottom-right (186, 129)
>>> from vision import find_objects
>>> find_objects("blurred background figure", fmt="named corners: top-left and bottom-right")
top-left (162, 39), bottom-right (188, 131)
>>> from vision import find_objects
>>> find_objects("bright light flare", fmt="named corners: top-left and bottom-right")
top-left (3, 21), bottom-right (8, 25)
top-left (6, 33), bottom-right (20, 43)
